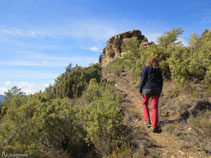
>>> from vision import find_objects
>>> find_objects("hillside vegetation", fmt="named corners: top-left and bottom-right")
top-left (0, 28), bottom-right (210, 158)
top-left (106, 28), bottom-right (211, 91)
top-left (104, 28), bottom-right (211, 157)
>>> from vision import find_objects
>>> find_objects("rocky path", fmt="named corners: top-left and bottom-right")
top-left (103, 72), bottom-right (204, 158)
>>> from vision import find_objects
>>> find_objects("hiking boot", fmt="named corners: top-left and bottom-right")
top-left (151, 126), bottom-right (162, 133)
top-left (151, 127), bottom-right (157, 133)
top-left (144, 121), bottom-right (151, 128)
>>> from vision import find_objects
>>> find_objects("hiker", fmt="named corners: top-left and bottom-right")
top-left (139, 57), bottom-right (163, 133)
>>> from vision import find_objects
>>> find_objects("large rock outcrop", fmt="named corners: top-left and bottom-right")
top-left (99, 30), bottom-right (152, 67)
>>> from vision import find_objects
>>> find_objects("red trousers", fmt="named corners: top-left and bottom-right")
top-left (142, 96), bottom-right (159, 128)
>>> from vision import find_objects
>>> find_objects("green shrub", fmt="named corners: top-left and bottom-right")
top-left (54, 64), bottom-right (101, 98)
top-left (113, 36), bottom-right (121, 50)
top-left (82, 79), bottom-right (123, 155)
top-left (83, 100), bottom-right (123, 155)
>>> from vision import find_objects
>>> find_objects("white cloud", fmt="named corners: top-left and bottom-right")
top-left (5, 81), bottom-right (11, 86)
top-left (178, 37), bottom-right (189, 46)
top-left (15, 81), bottom-right (42, 94)
top-left (0, 61), bottom-right (50, 67)
top-left (0, 87), bottom-right (8, 95)
top-left (0, 36), bottom-right (69, 52)
top-left (0, 55), bottom-right (99, 67)
top-left (44, 83), bottom-right (50, 88)
top-left (0, 82), bottom-right (50, 95)
top-left (66, 20), bottom-right (118, 40)
top-left (42, 61), bottom-right (49, 64)
top-left (0, 28), bottom-right (41, 38)
top-left (0, 20), bottom-right (117, 40)
top-left (0, 69), bottom-right (58, 79)
top-left (81, 46), bottom-right (101, 52)
top-left (16, 81), bottom-right (36, 88)
top-left (89, 46), bottom-right (100, 52)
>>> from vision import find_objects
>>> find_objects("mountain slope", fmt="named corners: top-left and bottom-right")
top-left (102, 68), bottom-right (206, 158)
top-left (99, 28), bottom-right (211, 157)
top-left (0, 95), bottom-right (4, 103)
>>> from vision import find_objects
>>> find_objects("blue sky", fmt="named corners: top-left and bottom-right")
top-left (0, 0), bottom-right (211, 94)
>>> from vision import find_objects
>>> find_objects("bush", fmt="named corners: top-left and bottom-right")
top-left (54, 64), bottom-right (101, 98)
top-left (83, 100), bottom-right (123, 155)
top-left (113, 36), bottom-right (121, 50)
top-left (32, 98), bottom-right (91, 158)
top-left (82, 79), bottom-right (123, 155)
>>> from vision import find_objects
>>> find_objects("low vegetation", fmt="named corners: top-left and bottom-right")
top-left (106, 28), bottom-right (211, 94)
top-left (0, 66), bottom-right (153, 158)
top-left (0, 28), bottom-right (210, 157)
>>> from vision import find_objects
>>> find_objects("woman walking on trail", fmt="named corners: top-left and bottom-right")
top-left (139, 57), bottom-right (163, 133)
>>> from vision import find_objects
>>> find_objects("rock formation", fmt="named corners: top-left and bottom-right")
top-left (99, 30), bottom-right (152, 67)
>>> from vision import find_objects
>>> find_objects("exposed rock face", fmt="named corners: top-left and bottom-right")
top-left (99, 30), bottom-right (152, 67)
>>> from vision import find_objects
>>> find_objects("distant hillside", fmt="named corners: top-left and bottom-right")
top-left (0, 95), bottom-right (4, 103)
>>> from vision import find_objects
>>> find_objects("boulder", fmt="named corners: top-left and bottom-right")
top-left (99, 30), bottom-right (152, 67)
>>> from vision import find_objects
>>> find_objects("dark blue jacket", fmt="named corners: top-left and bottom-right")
top-left (139, 66), bottom-right (163, 93)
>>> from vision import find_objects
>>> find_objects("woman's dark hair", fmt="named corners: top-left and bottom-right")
top-left (146, 57), bottom-right (159, 69)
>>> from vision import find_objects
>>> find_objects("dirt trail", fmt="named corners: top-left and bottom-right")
top-left (103, 72), bottom-right (203, 158)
